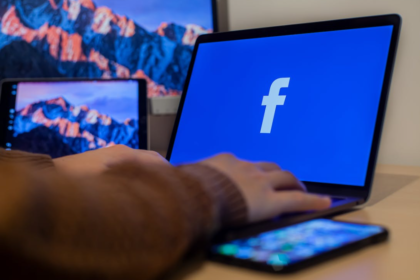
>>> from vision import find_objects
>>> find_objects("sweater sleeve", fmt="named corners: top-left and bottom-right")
top-left (0, 149), bottom-right (247, 280)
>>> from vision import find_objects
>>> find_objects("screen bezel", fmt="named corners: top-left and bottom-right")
top-left (0, 78), bottom-right (148, 154)
top-left (208, 219), bottom-right (389, 273)
top-left (166, 14), bottom-right (402, 202)
top-left (211, 0), bottom-right (219, 32)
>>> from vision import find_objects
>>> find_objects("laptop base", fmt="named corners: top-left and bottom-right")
top-left (214, 196), bottom-right (363, 242)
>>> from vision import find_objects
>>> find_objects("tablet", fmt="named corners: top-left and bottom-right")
top-left (0, 79), bottom-right (147, 158)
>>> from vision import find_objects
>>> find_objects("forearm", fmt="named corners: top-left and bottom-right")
top-left (0, 150), bottom-right (246, 279)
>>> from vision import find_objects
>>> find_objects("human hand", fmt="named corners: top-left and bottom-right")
top-left (53, 145), bottom-right (169, 176)
top-left (199, 154), bottom-right (331, 223)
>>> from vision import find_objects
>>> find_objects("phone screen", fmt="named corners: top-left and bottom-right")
top-left (211, 219), bottom-right (386, 268)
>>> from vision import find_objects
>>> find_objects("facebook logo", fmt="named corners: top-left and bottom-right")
top-left (260, 78), bottom-right (290, 134)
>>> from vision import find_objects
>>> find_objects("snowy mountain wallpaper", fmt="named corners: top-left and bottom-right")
top-left (0, 0), bottom-right (214, 97)
top-left (13, 80), bottom-right (139, 158)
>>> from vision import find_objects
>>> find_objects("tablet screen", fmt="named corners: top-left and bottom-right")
top-left (1, 79), bottom-right (146, 158)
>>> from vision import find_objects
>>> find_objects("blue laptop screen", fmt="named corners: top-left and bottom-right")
top-left (170, 25), bottom-right (393, 187)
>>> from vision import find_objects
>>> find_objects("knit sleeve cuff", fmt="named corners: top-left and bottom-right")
top-left (178, 164), bottom-right (248, 228)
top-left (0, 149), bottom-right (54, 170)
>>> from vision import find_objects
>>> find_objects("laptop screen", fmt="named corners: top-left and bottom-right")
top-left (170, 25), bottom-right (394, 187)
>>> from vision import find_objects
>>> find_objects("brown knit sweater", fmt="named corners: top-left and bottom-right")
top-left (0, 149), bottom-right (247, 279)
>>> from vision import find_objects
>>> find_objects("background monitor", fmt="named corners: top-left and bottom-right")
top-left (0, 0), bottom-right (217, 98)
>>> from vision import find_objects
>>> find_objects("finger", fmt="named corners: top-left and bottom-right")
top-left (271, 191), bottom-right (331, 214)
top-left (134, 150), bottom-right (170, 165)
top-left (255, 162), bottom-right (281, 172)
top-left (266, 171), bottom-right (306, 191)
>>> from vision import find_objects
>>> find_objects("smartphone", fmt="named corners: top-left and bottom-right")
top-left (209, 218), bottom-right (388, 273)
top-left (0, 78), bottom-right (148, 158)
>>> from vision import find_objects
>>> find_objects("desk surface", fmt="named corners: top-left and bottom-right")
top-left (184, 165), bottom-right (420, 280)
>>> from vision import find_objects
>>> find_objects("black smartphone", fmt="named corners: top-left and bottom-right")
top-left (209, 218), bottom-right (388, 273)
top-left (0, 78), bottom-right (148, 158)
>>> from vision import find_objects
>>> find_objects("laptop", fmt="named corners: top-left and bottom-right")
top-left (166, 14), bottom-right (401, 240)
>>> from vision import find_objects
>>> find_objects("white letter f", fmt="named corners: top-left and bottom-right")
top-left (260, 78), bottom-right (290, 134)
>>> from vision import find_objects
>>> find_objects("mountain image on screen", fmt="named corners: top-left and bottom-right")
top-left (13, 96), bottom-right (139, 158)
top-left (0, 0), bottom-right (211, 96)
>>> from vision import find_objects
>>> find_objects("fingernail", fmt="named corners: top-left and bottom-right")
top-left (323, 197), bottom-right (332, 206)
